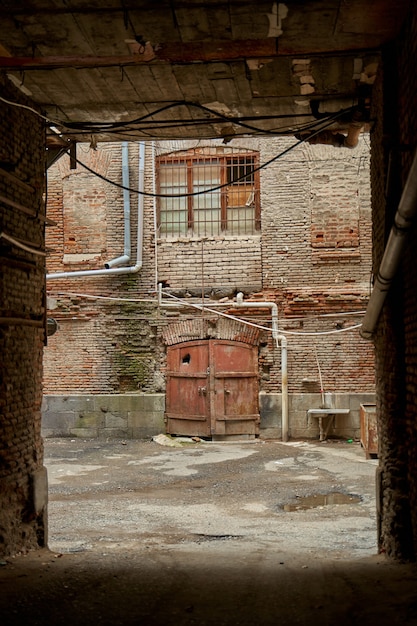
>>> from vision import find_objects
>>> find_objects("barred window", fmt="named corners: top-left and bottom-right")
top-left (157, 147), bottom-right (260, 237)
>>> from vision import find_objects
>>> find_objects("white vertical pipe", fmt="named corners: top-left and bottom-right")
top-left (278, 335), bottom-right (288, 442)
top-left (235, 292), bottom-right (289, 441)
top-left (361, 150), bottom-right (417, 339)
top-left (105, 141), bottom-right (131, 268)
top-left (152, 141), bottom-right (159, 292)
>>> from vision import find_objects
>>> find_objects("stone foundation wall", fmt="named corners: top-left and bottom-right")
top-left (42, 394), bottom-right (165, 440)
top-left (42, 392), bottom-right (375, 442)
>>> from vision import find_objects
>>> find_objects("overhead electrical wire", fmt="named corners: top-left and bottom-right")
top-left (50, 109), bottom-right (352, 141)
top-left (1, 91), bottom-right (359, 197)
top-left (52, 114), bottom-right (338, 140)
top-left (55, 99), bottom-right (357, 138)
top-left (60, 109), bottom-right (354, 199)
top-left (56, 100), bottom-right (323, 135)
top-left (1, 89), bottom-right (355, 140)
top-left (2, 92), bottom-right (366, 335)
top-left (0, 93), bottom-right (55, 123)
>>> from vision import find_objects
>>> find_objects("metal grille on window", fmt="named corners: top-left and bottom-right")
top-left (158, 148), bottom-right (259, 237)
top-left (225, 155), bottom-right (256, 236)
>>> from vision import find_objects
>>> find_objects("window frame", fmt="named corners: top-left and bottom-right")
top-left (156, 149), bottom-right (261, 237)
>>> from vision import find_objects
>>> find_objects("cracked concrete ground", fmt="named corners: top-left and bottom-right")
top-left (1, 437), bottom-right (416, 625)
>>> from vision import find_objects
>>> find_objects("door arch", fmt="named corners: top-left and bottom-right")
top-left (165, 339), bottom-right (260, 439)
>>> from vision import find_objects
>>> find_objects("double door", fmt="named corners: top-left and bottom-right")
top-left (165, 339), bottom-right (260, 438)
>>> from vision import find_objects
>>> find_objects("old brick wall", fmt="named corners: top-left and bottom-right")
top-left (44, 135), bottom-right (374, 439)
top-left (157, 236), bottom-right (262, 293)
top-left (45, 142), bottom-right (160, 394)
top-left (155, 139), bottom-right (262, 294)
top-left (257, 136), bottom-right (374, 396)
top-left (371, 2), bottom-right (417, 560)
top-left (0, 76), bottom-right (47, 556)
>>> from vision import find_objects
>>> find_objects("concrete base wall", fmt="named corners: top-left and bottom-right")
top-left (42, 392), bottom-right (375, 440)
top-left (42, 394), bottom-right (166, 440)
top-left (259, 392), bottom-right (376, 440)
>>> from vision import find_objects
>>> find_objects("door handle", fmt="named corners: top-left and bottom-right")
top-left (198, 386), bottom-right (207, 395)
top-left (225, 389), bottom-right (231, 395)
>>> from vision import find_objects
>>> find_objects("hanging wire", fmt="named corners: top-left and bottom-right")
top-left (61, 109), bottom-right (353, 199)
top-left (46, 289), bottom-right (364, 337)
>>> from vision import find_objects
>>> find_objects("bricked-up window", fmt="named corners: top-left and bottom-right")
top-left (157, 147), bottom-right (260, 236)
top-left (60, 148), bottom-right (111, 260)
top-left (310, 165), bottom-right (360, 260)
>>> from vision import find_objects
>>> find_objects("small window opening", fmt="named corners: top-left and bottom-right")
top-left (182, 354), bottom-right (191, 364)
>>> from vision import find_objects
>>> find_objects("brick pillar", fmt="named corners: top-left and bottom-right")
top-left (0, 75), bottom-right (47, 556)
top-left (371, 5), bottom-right (417, 560)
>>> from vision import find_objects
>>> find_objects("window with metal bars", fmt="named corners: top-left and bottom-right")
top-left (157, 147), bottom-right (260, 237)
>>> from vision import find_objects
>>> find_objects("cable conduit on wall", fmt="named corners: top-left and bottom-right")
top-left (361, 150), bottom-right (417, 339)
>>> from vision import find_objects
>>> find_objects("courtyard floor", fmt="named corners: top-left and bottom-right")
top-left (0, 437), bottom-right (416, 625)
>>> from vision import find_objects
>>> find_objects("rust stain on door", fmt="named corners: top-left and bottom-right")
top-left (165, 340), bottom-right (260, 438)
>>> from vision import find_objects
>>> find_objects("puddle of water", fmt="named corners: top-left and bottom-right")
top-left (283, 492), bottom-right (361, 511)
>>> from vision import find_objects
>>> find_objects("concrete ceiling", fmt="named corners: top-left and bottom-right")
top-left (0, 1), bottom-right (410, 145)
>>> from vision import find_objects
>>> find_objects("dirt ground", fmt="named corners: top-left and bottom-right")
top-left (1, 437), bottom-right (417, 625)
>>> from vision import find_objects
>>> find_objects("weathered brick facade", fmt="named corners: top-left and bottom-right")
top-left (0, 1), bottom-right (417, 565)
top-left (0, 75), bottom-right (47, 555)
top-left (43, 136), bottom-right (375, 440)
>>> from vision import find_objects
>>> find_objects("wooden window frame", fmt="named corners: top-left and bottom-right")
top-left (157, 150), bottom-right (260, 236)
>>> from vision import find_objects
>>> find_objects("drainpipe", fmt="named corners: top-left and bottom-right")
top-left (152, 142), bottom-right (159, 293)
top-left (235, 292), bottom-right (289, 442)
top-left (343, 120), bottom-right (364, 149)
top-left (303, 121), bottom-right (364, 148)
top-left (46, 142), bottom-right (145, 280)
top-left (104, 142), bottom-right (131, 268)
top-left (279, 334), bottom-right (288, 443)
top-left (360, 150), bottom-right (417, 340)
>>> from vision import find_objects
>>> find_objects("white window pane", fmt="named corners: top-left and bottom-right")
top-left (162, 196), bottom-right (187, 212)
top-left (194, 191), bottom-right (221, 210)
top-left (159, 163), bottom-right (188, 235)
top-left (160, 209), bottom-right (188, 236)
top-left (194, 210), bottom-right (221, 236)
top-left (160, 164), bottom-right (187, 186)
top-left (193, 162), bottom-right (220, 188)
top-left (227, 206), bottom-right (256, 235)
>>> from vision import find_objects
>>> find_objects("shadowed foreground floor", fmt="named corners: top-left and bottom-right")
top-left (0, 547), bottom-right (416, 625)
top-left (2, 439), bottom-right (417, 624)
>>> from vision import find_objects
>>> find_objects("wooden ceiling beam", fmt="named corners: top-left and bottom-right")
top-left (0, 36), bottom-right (385, 72)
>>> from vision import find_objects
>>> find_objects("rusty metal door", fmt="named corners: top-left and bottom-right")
top-left (165, 340), bottom-right (211, 437)
top-left (165, 339), bottom-right (260, 438)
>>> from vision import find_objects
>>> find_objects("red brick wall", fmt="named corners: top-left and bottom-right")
top-left (44, 137), bottom-right (374, 399)
top-left (0, 75), bottom-right (47, 556)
